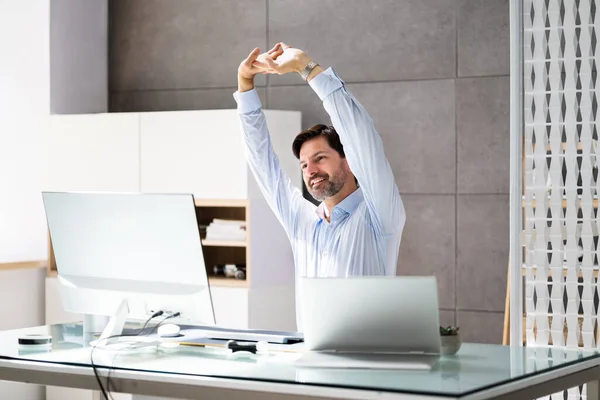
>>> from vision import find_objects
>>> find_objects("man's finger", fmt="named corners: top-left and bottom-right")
top-left (279, 42), bottom-right (291, 50)
top-left (264, 57), bottom-right (278, 71)
top-left (244, 48), bottom-right (260, 65)
top-left (253, 66), bottom-right (276, 76)
top-left (270, 47), bottom-right (284, 60)
top-left (267, 43), bottom-right (281, 55)
top-left (252, 60), bottom-right (269, 69)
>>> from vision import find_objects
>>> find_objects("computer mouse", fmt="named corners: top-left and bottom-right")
top-left (157, 324), bottom-right (181, 337)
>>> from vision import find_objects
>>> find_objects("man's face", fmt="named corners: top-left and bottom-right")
top-left (299, 136), bottom-right (350, 201)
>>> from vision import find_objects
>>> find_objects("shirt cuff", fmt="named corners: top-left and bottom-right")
top-left (309, 67), bottom-right (344, 101)
top-left (233, 88), bottom-right (262, 114)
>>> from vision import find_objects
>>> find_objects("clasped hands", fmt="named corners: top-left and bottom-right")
top-left (238, 42), bottom-right (312, 84)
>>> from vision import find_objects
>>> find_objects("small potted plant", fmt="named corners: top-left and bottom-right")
top-left (440, 326), bottom-right (462, 355)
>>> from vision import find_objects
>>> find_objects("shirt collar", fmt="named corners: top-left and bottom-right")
top-left (315, 187), bottom-right (364, 220)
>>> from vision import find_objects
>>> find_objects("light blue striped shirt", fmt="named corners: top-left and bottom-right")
top-left (234, 67), bottom-right (405, 282)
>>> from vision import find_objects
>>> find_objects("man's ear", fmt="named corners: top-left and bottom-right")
top-left (342, 158), bottom-right (352, 173)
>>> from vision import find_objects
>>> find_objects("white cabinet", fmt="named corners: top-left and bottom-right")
top-left (45, 276), bottom-right (80, 325)
top-left (140, 110), bottom-right (248, 199)
top-left (45, 113), bottom-right (140, 192)
top-left (139, 109), bottom-right (302, 200)
top-left (45, 109), bottom-right (302, 333)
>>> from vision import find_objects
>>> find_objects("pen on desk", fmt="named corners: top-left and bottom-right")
top-left (177, 339), bottom-right (300, 355)
top-left (181, 339), bottom-right (258, 353)
top-left (225, 340), bottom-right (296, 355)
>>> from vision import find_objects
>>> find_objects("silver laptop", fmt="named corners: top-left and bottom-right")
top-left (297, 276), bottom-right (441, 369)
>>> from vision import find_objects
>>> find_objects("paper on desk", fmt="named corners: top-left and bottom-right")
top-left (174, 329), bottom-right (305, 353)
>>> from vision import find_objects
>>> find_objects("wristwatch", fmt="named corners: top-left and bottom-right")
top-left (300, 60), bottom-right (319, 81)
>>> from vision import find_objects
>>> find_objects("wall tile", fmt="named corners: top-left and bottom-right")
top-left (268, 0), bottom-right (456, 85)
top-left (270, 80), bottom-right (456, 194)
top-left (109, 0), bottom-right (267, 90)
top-left (457, 77), bottom-right (510, 194)
top-left (110, 88), bottom-right (267, 112)
top-left (457, 195), bottom-right (509, 312)
top-left (440, 309), bottom-right (456, 327)
top-left (458, 0), bottom-right (510, 77)
top-left (397, 195), bottom-right (456, 309)
top-left (457, 310), bottom-right (505, 344)
top-left (267, 85), bottom-right (330, 128)
top-left (349, 80), bottom-right (456, 194)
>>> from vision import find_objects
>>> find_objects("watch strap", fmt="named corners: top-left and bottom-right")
top-left (300, 60), bottom-right (319, 81)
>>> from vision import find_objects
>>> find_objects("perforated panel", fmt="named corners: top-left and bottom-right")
top-left (523, 0), bottom-right (599, 398)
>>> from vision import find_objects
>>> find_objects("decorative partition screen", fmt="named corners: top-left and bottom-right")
top-left (521, 0), bottom-right (599, 398)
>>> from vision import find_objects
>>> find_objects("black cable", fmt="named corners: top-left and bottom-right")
top-left (104, 311), bottom-right (181, 396)
top-left (132, 310), bottom-right (164, 336)
top-left (90, 311), bottom-right (164, 400)
top-left (148, 312), bottom-right (181, 336)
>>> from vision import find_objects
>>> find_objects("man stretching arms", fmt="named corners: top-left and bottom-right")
top-left (234, 43), bottom-right (405, 281)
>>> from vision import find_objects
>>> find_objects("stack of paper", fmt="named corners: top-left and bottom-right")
top-left (205, 218), bottom-right (246, 241)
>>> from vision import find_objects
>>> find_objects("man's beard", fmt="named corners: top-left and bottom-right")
top-left (308, 173), bottom-right (346, 201)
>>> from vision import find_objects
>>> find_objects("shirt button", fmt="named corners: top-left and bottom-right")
top-left (323, 251), bottom-right (328, 257)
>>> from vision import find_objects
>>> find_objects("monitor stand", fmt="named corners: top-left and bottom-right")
top-left (89, 299), bottom-right (159, 351)
top-left (98, 298), bottom-right (129, 344)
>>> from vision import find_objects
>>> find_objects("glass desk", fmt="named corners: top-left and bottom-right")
top-left (0, 323), bottom-right (599, 400)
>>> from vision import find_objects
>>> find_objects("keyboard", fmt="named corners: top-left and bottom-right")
top-left (180, 324), bottom-right (304, 344)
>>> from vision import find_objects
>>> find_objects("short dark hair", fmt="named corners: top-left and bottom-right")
top-left (292, 124), bottom-right (345, 159)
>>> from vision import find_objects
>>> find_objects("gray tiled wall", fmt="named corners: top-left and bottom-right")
top-left (109, 0), bottom-right (510, 344)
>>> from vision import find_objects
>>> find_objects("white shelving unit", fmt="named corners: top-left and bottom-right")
top-left (44, 109), bottom-right (302, 332)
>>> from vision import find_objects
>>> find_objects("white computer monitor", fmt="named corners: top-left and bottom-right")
top-left (42, 191), bottom-right (216, 340)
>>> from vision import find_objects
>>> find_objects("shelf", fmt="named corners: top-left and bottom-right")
top-left (208, 276), bottom-right (248, 287)
top-left (202, 240), bottom-right (247, 247)
top-left (194, 199), bottom-right (248, 207)
top-left (0, 261), bottom-right (46, 272)
top-left (195, 200), bottom-right (249, 283)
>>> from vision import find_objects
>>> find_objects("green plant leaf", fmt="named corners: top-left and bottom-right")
top-left (439, 325), bottom-right (460, 335)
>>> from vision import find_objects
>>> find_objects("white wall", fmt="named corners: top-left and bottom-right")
top-left (0, 0), bottom-right (50, 263)
top-left (0, 0), bottom-right (109, 265)
top-left (0, 1), bottom-right (50, 397)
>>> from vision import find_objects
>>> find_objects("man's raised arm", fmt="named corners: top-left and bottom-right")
top-left (235, 47), bottom-right (315, 239)
top-left (310, 67), bottom-right (405, 235)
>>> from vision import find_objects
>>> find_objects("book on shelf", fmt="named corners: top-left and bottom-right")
top-left (205, 218), bottom-right (247, 241)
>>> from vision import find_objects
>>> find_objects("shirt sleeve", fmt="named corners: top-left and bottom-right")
top-left (309, 67), bottom-right (406, 235)
top-left (233, 88), bottom-right (316, 239)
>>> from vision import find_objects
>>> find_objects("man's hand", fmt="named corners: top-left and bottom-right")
top-left (254, 43), bottom-right (312, 76)
top-left (237, 45), bottom-right (284, 92)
